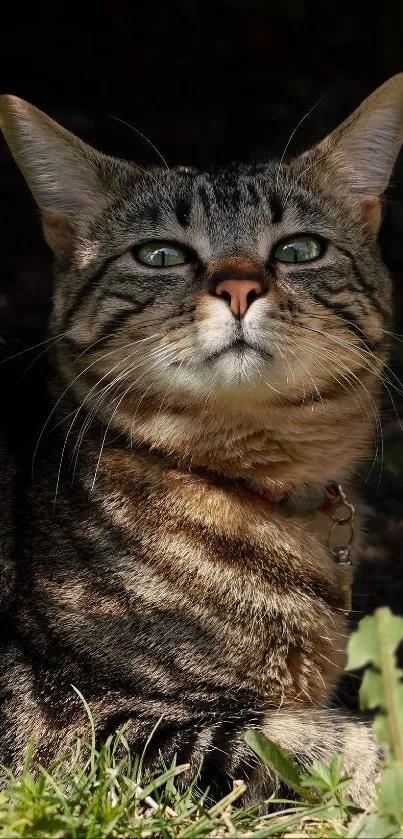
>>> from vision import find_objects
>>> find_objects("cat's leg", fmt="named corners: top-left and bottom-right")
top-left (0, 659), bottom-right (381, 810)
top-left (252, 708), bottom-right (382, 808)
top-left (119, 707), bottom-right (382, 809)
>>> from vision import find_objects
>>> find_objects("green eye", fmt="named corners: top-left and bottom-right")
top-left (136, 242), bottom-right (188, 267)
top-left (273, 236), bottom-right (323, 264)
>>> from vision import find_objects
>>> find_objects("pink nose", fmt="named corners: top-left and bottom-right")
top-left (215, 279), bottom-right (262, 318)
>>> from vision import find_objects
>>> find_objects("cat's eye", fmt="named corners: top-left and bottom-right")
top-left (273, 236), bottom-right (323, 264)
top-left (136, 242), bottom-right (189, 268)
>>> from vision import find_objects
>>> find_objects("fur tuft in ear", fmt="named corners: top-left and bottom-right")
top-left (296, 74), bottom-right (403, 233)
top-left (314, 74), bottom-right (403, 201)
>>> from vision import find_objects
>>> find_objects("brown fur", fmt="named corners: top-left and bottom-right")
top-left (0, 75), bottom-right (403, 807)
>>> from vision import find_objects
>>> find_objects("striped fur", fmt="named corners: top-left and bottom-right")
top-left (1, 75), bottom-right (403, 807)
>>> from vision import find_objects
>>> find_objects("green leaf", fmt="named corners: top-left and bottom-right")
top-left (360, 669), bottom-right (386, 710)
top-left (375, 610), bottom-right (403, 762)
top-left (346, 614), bottom-right (382, 671)
top-left (346, 608), bottom-right (403, 761)
top-left (352, 813), bottom-right (397, 838)
top-left (135, 763), bottom-right (190, 801)
top-left (329, 755), bottom-right (343, 787)
top-left (347, 610), bottom-right (403, 672)
top-left (301, 760), bottom-right (333, 792)
top-left (22, 738), bottom-right (37, 774)
top-left (379, 766), bottom-right (403, 825)
top-left (244, 730), bottom-right (300, 785)
top-left (373, 714), bottom-right (393, 750)
top-left (244, 729), bottom-right (318, 802)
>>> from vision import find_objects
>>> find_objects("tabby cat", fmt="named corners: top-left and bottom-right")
top-left (1, 74), bottom-right (403, 807)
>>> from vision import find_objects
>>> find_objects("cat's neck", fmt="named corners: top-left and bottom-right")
top-left (116, 392), bottom-right (373, 488)
top-left (59, 384), bottom-right (374, 498)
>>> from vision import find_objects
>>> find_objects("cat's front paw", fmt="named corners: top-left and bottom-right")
top-left (260, 709), bottom-right (384, 808)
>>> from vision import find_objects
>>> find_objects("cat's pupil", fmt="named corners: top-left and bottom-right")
top-left (136, 242), bottom-right (188, 267)
top-left (274, 236), bottom-right (322, 264)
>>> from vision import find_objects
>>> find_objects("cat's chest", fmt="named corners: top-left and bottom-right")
top-left (22, 456), bottom-right (347, 705)
top-left (74, 462), bottom-right (347, 702)
top-left (94, 456), bottom-right (343, 602)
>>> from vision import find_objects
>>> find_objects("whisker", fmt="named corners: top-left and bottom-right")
top-left (285, 343), bottom-right (325, 410)
top-left (382, 327), bottom-right (403, 343)
top-left (0, 330), bottom-right (70, 368)
top-left (68, 340), bottom-right (183, 484)
top-left (299, 310), bottom-right (403, 397)
top-left (152, 348), bottom-right (191, 427)
top-left (283, 140), bottom-right (339, 208)
top-left (288, 331), bottom-right (384, 481)
top-left (273, 339), bottom-right (297, 395)
top-left (127, 342), bottom-right (190, 441)
top-left (67, 337), bottom-right (187, 485)
top-left (108, 114), bottom-right (170, 169)
top-left (74, 332), bottom-right (117, 360)
top-left (34, 332), bottom-right (161, 483)
top-left (298, 317), bottom-right (403, 395)
top-left (90, 345), bottom-right (187, 492)
top-left (275, 95), bottom-right (326, 189)
top-left (299, 321), bottom-right (403, 442)
top-left (54, 343), bottom-right (174, 503)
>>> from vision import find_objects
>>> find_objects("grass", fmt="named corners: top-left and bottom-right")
top-left (1, 609), bottom-right (403, 838)
top-left (0, 733), bottom-right (356, 839)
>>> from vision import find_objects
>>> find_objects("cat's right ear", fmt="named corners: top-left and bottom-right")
top-left (301, 73), bottom-right (403, 233)
top-left (0, 95), bottom-right (111, 258)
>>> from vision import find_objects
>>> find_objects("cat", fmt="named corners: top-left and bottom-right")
top-left (0, 73), bottom-right (402, 808)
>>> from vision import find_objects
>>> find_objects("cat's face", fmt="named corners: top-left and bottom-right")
top-left (55, 160), bottom-right (389, 409)
top-left (0, 76), bottom-right (402, 478)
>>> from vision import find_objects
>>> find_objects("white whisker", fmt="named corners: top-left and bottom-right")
top-left (33, 332), bottom-right (162, 482)
top-left (275, 95), bottom-right (326, 189)
top-left (67, 340), bottom-right (182, 487)
top-left (108, 114), bottom-right (170, 169)
top-left (90, 345), bottom-right (187, 492)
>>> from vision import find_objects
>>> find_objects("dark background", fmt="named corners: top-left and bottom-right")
top-left (1, 2), bottom-right (403, 669)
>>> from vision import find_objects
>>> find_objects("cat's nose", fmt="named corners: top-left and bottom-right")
top-left (214, 279), bottom-right (263, 318)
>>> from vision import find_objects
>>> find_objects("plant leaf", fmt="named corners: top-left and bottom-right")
top-left (360, 669), bottom-right (386, 710)
top-left (346, 609), bottom-right (403, 672)
top-left (329, 755), bottom-right (343, 787)
top-left (352, 813), bottom-right (397, 838)
top-left (378, 765), bottom-right (403, 825)
top-left (346, 614), bottom-right (382, 671)
top-left (375, 609), bottom-right (403, 762)
top-left (244, 730), bottom-right (300, 785)
top-left (347, 608), bottom-right (403, 762)
top-left (301, 760), bottom-right (333, 792)
top-left (244, 729), bottom-right (318, 802)
top-left (373, 714), bottom-right (392, 749)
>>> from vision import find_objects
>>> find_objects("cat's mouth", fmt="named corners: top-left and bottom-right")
top-left (165, 334), bottom-right (276, 391)
top-left (204, 338), bottom-right (273, 364)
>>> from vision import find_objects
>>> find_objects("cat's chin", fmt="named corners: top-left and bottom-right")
top-left (168, 344), bottom-right (275, 392)
top-left (206, 345), bottom-right (271, 387)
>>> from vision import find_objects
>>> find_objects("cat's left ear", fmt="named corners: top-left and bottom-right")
top-left (0, 95), bottom-right (120, 259)
top-left (303, 73), bottom-right (403, 232)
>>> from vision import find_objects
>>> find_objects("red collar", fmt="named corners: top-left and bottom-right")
top-left (243, 479), bottom-right (342, 514)
top-left (241, 478), bottom-right (355, 612)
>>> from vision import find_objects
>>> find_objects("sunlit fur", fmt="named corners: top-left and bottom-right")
top-left (1, 75), bottom-right (403, 807)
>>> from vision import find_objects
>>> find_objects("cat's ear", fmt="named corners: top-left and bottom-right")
top-left (0, 95), bottom-right (112, 257)
top-left (306, 74), bottom-right (403, 231)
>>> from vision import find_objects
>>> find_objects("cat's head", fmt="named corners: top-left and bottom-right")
top-left (1, 76), bottom-right (403, 482)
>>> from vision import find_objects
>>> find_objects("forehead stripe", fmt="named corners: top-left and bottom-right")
top-left (197, 183), bottom-right (212, 218)
top-left (269, 193), bottom-right (283, 224)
